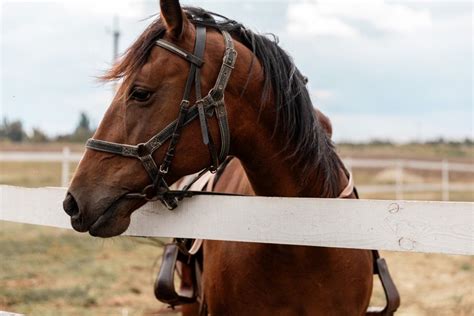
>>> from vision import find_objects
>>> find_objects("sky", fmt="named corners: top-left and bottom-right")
top-left (1, 0), bottom-right (472, 142)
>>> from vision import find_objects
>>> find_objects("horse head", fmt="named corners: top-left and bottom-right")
top-left (63, 1), bottom-right (262, 237)
top-left (63, 0), bottom-right (336, 237)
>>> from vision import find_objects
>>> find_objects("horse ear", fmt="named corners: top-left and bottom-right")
top-left (160, 0), bottom-right (185, 39)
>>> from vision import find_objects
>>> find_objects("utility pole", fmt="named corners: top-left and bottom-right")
top-left (112, 15), bottom-right (120, 92)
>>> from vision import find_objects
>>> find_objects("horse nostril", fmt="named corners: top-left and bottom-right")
top-left (63, 192), bottom-right (79, 217)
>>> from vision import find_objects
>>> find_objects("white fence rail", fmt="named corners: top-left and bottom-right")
top-left (1, 185), bottom-right (473, 255)
top-left (1, 149), bottom-right (473, 200)
top-left (344, 157), bottom-right (474, 200)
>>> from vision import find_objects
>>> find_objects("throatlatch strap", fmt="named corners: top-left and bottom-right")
top-left (194, 26), bottom-right (219, 171)
top-left (215, 31), bottom-right (235, 162)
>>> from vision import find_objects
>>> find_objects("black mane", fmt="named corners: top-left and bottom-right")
top-left (105, 7), bottom-right (343, 197)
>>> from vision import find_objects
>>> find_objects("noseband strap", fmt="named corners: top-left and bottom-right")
top-left (85, 26), bottom-right (237, 209)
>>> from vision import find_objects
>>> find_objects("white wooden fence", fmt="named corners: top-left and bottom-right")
top-left (1, 185), bottom-right (473, 255)
top-left (1, 150), bottom-right (472, 256)
top-left (345, 157), bottom-right (474, 200)
top-left (1, 148), bottom-right (473, 200)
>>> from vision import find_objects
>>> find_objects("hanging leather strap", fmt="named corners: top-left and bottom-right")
top-left (366, 250), bottom-right (400, 316)
top-left (154, 243), bottom-right (197, 306)
top-left (194, 27), bottom-right (219, 172)
top-left (214, 31), bottom-right (235, 162)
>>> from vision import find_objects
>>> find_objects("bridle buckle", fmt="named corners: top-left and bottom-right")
top-left (161, 195), bottom-right (179, 210)
top-left (159, 164), bottom-right (169, 174)
top-left (223, 48), bottom-right (236, 69)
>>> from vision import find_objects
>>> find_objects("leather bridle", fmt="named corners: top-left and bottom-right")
top-left (85, 25), bottom-right (237, 209)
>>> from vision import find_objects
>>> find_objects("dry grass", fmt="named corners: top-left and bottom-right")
top-left (0, 142), bottom-right (473, 315)
top-left (0, 161), bottom-right (78, 187)
top-left (377, 252), bottom-right (474, 316)
top-left (337, 143), bottom-right (474, 162)
top-left (0, 222), bottom-right (167, 315)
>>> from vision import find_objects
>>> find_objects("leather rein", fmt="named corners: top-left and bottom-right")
top-left (85, 25), bottom-right (237, 209)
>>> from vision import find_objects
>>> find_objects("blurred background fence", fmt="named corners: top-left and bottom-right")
top-left (345, 157), bottom-right (474, 200)
top-left (1, 147), bottom-right (472, 201)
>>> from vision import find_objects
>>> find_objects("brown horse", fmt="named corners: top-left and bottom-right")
top-left (63, 1), bottom-right (382, 314)
top-left (173, 109), bottom-right (333, 315)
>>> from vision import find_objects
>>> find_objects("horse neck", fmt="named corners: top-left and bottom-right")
top-left (237, 147), bottom-right (346, 198)
top-left (225, 41), bottom-right (348, 198)
top-left (230, 103), bottom-right (347, 199)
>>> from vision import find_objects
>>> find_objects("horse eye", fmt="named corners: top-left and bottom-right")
top-left (129, 88), bottom-right (152, 102)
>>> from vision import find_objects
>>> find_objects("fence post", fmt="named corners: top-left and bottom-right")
top-left (395, 160), bottom-right (404, 200)
top-left (61, 147), bottom-right (70, 187)
top-left (442, 159), bottom-right (449, 201)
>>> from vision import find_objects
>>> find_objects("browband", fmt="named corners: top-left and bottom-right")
top-left (155, 40), bottom-right (204, 67)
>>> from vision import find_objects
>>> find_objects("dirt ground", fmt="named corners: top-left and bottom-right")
top-left (1, 222), bottom-right (472, 316)
top-left (0, 142), bottom-right (473, 315)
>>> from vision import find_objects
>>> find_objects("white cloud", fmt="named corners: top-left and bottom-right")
top-left (287, 1), bottom-right (432, 38)
top-left (14, 0), bottom-right (150, 18)
top-left (64, 0), bottom-right (149, 18)
top-left (287, 10), bottom-right (358, 38)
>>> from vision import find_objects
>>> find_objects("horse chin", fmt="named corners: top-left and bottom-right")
top-left (88, 198), bottom-right (144, 238)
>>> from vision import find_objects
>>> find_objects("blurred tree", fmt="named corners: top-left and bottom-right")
top-left (0, 118), bottom-right (27, 142)
top-left (427, 137), bottom-right (445, 145)
top-left (30, 127), bottom-right (49, 143)
top-left (78, 112), bottom-right (91, 131)
top-left (70, 112), bottom-right (94, 142)
top-left (368, 139), bottom-right (393, 146)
